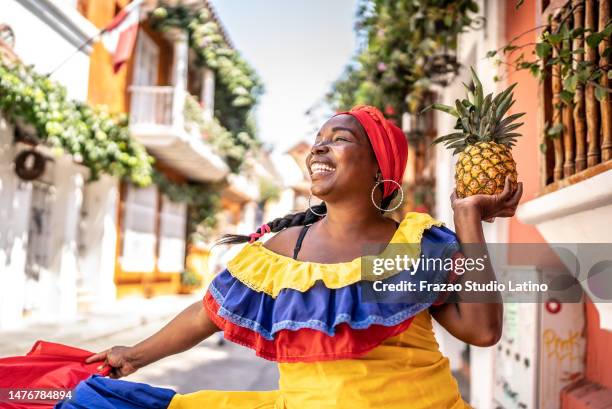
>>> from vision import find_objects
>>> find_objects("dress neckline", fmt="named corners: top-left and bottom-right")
top-left (226, 212), bottom-right (444, 297)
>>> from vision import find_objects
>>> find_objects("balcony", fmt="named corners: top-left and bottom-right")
top-left (537, 0), bottom-right (612, 192)
top-left (129, 85), bottom-right (228, 182)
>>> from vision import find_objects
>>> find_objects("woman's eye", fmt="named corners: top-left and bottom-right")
top-left (335, 136), bottom-right (349, 142)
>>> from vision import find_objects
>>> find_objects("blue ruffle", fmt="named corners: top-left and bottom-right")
top-left (211, 226), bottom-right (460, 340)
top-left (55, 375), bottom-right (175, 409)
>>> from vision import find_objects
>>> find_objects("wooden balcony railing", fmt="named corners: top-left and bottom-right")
top-left (540, 0), bottom-right (612, 192)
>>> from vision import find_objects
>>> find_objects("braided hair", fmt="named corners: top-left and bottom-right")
top-left (217, 188), bottom-right (399, 245)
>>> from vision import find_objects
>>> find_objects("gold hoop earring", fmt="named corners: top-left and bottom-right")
top-left (308, 194), bottom-right (326, 217)
top-left (371, 179), bottom-right (404, 212)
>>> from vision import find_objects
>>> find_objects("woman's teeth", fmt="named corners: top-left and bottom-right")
top-left (311, 163), bottom-right (335, 174)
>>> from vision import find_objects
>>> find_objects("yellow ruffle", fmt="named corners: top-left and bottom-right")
top-left (226, 212), bottom-right (444, 298)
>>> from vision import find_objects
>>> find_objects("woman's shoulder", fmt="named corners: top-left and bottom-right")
top-left (261, 225), bottom-right (305, 258)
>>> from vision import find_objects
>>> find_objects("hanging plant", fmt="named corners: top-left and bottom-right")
top-left (149, 2), bottom-right (263, 155)
top-left (184, 93), bottom-right (258, 171)
top-left (487, 1), bottom-right (612, 139)
top-left (153, 169), bottom-right (222, 234)
top-left (0, 57), bottom-right (153, 186)
top-left (0, 55), bottom-right (233, 237)
top-left (328, 0), bottom-right (482, 119)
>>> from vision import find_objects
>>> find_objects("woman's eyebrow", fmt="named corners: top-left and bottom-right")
top-left (331, 126), bottom-right (357, 137)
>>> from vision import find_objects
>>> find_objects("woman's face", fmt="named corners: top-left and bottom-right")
top-left (306, 114), bottom-right (379, 201)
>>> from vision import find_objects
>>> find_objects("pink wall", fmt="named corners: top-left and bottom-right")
top-left (504, 0), bottom-right (547, 246)
top-left (504, 0), bottom-right (612, 394)
top-left (585, 299), bottom-right (612, 388)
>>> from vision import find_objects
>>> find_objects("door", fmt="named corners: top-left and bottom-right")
top-left (130, 30), bottom-right (161, 125)
top-left (23, 181), bottom-right (54, 316)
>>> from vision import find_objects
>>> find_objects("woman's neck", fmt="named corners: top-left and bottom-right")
top-left (320, 199), bottom-right (389, 239)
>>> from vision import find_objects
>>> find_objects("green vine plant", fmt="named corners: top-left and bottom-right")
top-left (257, 176), bottom-right (281, 205)
top-left (152, 168), bottom-right (223, 237)
top-left (150, 2), bottom-right (263, 168)
top-left (487, 0), bottom-right (612, 140)
top-left (184, 93), bottom-right (258, 171)
top-left (0, 56), bottom-right (224, 237)
top-left (327, 0), bottom-right (483, 120)
top-left (0, 56), bottom-right (153, 186)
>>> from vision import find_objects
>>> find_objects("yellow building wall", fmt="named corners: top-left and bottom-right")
top-left (80, 0), bottom-right (173, 111)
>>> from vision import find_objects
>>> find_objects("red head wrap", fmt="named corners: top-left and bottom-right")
top-left (334, 105), bottom-right (408, 199)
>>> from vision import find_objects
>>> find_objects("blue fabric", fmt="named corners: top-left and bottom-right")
top-left (212, 226), bottom-right (460, 340)
top-left (54, 375), bottom-right (175, 409)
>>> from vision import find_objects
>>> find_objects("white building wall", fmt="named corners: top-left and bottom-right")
top-left (38, 156), bottom-right (84, 320)
top-left (5, 0), bottom-right (97, 101)
top-left (0, 0), bottom-right (100, 328)
top-left (0, 118), bottom-right (31, 329)
top-left (78, 176), bottom-right (120, 308)
top-left (432, 1), bottom-right (509, 407)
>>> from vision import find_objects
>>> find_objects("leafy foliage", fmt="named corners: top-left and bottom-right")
top-left (258, 176), bottom-right (281, 204)
top-left (180, 269), bottom-right (202, 287)
top-left (0, 57), bottom-right (222, 235)
top-left (0, 57), bottom-right (153, 185)
top-left (153, 169), bottom-right (222, 233)
top-left (150, 2), bottom-right (263, 163)
top-left (184, 94), bottom-right (258, 171)
top-left (327, 0), bottom-right (482, 119)
top-left (488, 2), bottom-right (612, 138)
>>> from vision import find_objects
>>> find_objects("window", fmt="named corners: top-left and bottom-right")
top-left (120, 184), bottom-right (157, 273)
top-left (157, 195), bottom-right (187, 273)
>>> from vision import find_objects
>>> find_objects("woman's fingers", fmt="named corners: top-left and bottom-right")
top-left (497, 176), bottom-right (513, 202)
top-left (508, 182), bottom-right (523, 207)
top-left (85, 350), bottom-right (109, 364)
top-left (109, 368), bottom-right (123, 379)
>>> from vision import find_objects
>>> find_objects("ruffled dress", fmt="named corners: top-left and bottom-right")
top-left (58, 212), bottom-right (472, 409)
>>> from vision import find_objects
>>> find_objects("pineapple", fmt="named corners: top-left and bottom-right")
top-left (428, 68), bottom-right (523, 198)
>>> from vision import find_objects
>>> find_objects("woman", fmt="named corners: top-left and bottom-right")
top-left (77, 105), bottom-right (522, 409)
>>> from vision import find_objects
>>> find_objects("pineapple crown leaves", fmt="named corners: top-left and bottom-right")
top-left (424, 67), bottom-right (525, 155)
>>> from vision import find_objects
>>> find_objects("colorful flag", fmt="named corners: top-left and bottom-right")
top-left (100, 0), bottom-right (143, 73)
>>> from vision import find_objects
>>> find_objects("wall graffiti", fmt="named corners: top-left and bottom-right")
top-left (542, 329), bottom-right (581, 362)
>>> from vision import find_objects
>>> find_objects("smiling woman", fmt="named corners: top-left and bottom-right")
top-left (64, 104), bottom-right (523, 409)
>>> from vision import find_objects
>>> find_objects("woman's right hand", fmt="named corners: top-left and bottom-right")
top-left (83, 301), bottom-right (219, 380)
top-left (85, 346), bottom-right (141, 379)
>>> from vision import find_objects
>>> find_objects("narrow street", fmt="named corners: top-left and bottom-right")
top-left (80, 320), bottom-right (279, 394)
top-left (3, 1), bottom-right (612, 408)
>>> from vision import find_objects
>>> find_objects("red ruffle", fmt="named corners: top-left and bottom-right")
top-left (203, 291), bottom-right (414, 363)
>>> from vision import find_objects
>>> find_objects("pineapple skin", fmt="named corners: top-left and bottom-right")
top-left (454, 141), bottom-right (518, 198)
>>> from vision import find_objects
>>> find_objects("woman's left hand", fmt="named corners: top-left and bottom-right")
top-left (451, 177), bottom-right (523, 222)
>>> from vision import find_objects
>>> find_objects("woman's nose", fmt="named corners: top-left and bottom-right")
top-left (311, 142), bottom-right (329, 155)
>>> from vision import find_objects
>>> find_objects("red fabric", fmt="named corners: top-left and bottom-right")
top-left (101, 0), bottom-right (141, 73)
top-left (104, 8), bottom-right (129, 31)
top-left (203, 291), bottom-right (414, 363)
top-left (335, 105), bottom-right (408, 198)
top-left (0, 341), bottom-right (109, 408)
top-left (112, 23), bottom-right (138, 73)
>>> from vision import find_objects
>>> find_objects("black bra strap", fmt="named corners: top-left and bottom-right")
top-left (293, 224), bottom-right (311, 260)
top-left (292, 220), bottom-right (398, 260)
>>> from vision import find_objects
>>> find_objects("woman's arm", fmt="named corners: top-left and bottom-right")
top-left (86, 300), bottom-right (219, 378)
top-left (430, 178), bottom-right (522, 347)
